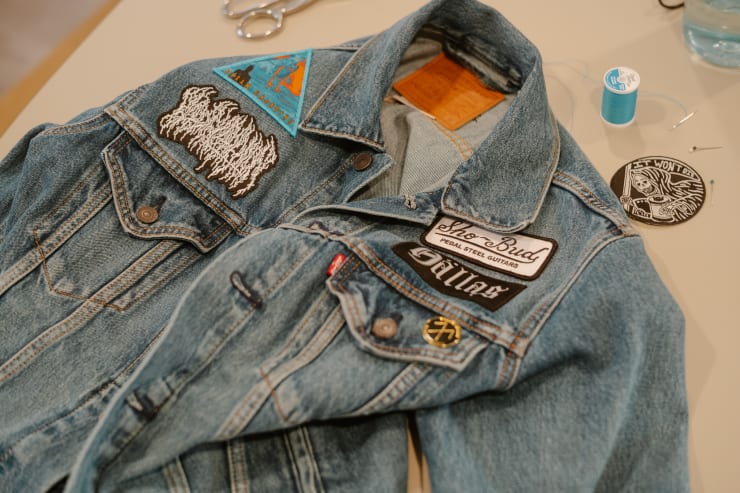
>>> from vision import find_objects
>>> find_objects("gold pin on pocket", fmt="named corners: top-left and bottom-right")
top-left (422, 316), bottom-right (462, 348)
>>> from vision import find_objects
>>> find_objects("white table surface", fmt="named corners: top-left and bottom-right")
top-left (1, 1), bottom-right (738, 491)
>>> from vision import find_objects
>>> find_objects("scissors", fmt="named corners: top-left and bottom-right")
top-left (222, 0), bottom-right (318, 39)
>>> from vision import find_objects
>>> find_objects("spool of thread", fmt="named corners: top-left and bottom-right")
top-left (601, 66), bottom-right (640, 127)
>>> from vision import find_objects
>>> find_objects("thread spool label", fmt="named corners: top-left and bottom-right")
top-left (610, 156), bottom-right (706, 226)
top-left (604, 67), bottom-right (640, 94)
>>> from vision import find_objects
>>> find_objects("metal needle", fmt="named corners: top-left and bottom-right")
top-left (689, 145), bottom-right (723, 153)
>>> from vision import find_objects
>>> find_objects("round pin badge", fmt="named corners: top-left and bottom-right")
top-left (610, 156), bottom-right (705, 226)
top-left (422, 316), bottom-right (462, 348)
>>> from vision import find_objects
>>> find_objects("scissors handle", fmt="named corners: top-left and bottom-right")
top-left (236, 8), bottom-right (284, 39)
top-left (222, 0), bottom-right (273, 19)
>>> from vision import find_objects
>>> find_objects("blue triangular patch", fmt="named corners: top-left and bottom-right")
top-left (214, 49), bottom-right (312, 137)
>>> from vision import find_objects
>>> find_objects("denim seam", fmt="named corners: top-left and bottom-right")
top-left (0, 240), bottom-right (179, 382)
top-left (339, 239), bottom-right (521, 351)
top-left (34, 232), bottom-right (180, 312)
top-left (0, 374), bottom-right (119, 466)
top-left (0, 241), bottom-right (181, 384)
top-left (300, 33), bottom-right (385, 147)
top-left (334, 276), bottom-right (480, 366)
top-left (259, 289), bottom-right (334, 375)
top-left (219, 305), bottom-right (345, 436)
top-left (162, 458), bottom-right (191, 493)
top-left (105, 135), bottom-right (231, 247)
top-left (38, 112), bottom-right (111, 136)
top-left (0, 169), bottom-right (111, 294)
top-left (112, 247), bottom-right (201, 312)
top-left (299, 427), bottom-right (326, 493)
top-left (272, 156), bottom-right (357, 226)
top-left (0, 244), bottom-right (43, 296)
top-left (508, 230), bottom-right (615, 348)
top-left (35, 160), bottom-right (110, 231)
top-left (302, 32), bottom-right (381, 123)
top-left (104, 105), bottom-right (251, 235)
top-left (495, 348), bottom-right (520, 390)
top-left (552, 170), bottom-right (633, 232)
top-left (0, 321), bottom-right (169, 472)
top-left (430, 119), bottom-right (474, 160)
top-left (226, 439), bottom-right (250, 493)
top-left (34, 185), bottom-right (112, 258)
top-left (441, 109), bottom-right (561, 232)
top-left (283, 432), bottom-right (305, 493)
top-left (347, 363), bottom-right (430, 416)
top-left (104, 245), bottom-right (316, 463)
top-left (259, 368), bottom-right (291, 423)
top-left (505, 232), bottom-right (629, 390)
top-left (284, 427), bottom-right (325, 493)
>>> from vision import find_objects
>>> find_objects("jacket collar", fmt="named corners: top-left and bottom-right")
top-left (301, 0), bottom-right (559, 233)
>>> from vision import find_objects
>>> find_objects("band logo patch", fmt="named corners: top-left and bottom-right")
top-left (610, 156), bottom-right (705, 226)
top-left (423, 217), bottom-right (557, 280)
top-left (393, 242), bottom-right (525, 312)
top-left (158, 85), bottom-right (279, 199)
top-left (214, 49), bottom-right (312, 136)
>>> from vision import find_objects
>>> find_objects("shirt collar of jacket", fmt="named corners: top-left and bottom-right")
top-left (301, 0), bottom-right (559, 234)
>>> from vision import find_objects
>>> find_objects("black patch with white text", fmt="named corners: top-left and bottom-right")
top-left (393, 242), bottom-right (525, 312)
top-left (158, 85), bottom-right (279, 199)
top-left (610, 156), bottom-right (705, 225)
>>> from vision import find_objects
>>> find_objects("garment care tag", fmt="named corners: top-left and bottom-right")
top-left (392, 52), bottom-right (505, 130)
top-left (423, 217), bottom-right (557, 280)
top-left (214, 49), bottom-right (312, 136)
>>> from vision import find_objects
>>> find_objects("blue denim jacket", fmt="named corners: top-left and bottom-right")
top-left (1, 0), bottom-right (688, 491)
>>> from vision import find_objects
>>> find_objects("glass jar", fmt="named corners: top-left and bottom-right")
top-left (683, 0), bottom-right (740, 68)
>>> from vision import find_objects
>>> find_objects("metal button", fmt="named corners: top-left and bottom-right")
top-left (352, 152), bottom-right (373, 171)
top-left (135, 205), bottom-right (159, 224)
top-left (422, 316), bottom-right (462, 348)
top-left (371, 318), bottom-right (398, 339)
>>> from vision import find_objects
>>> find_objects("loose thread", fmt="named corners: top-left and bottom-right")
top-left (543, 60), bottom-right (690, 130)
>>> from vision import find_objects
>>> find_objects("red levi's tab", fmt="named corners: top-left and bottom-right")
top-left (327, 254), bottom-right (347, 277)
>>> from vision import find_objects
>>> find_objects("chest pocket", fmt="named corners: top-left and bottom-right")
top-left (33, 131), bottom-right (231, 311)
top-left (327, 254), bottom-right (491, 373)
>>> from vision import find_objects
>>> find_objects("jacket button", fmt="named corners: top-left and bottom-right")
top-left (135, 206), bottom-right (159, 224)
top-left (371, 318), bottom-right (398, 339)
top-left (352, 152), bottom-right (373, 171)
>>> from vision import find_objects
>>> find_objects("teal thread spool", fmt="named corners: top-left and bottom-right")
top-left (601, 67), bottom-right (640, 127)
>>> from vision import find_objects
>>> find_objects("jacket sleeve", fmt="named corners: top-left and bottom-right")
top-left (416, 234), bottom-right (689, 492)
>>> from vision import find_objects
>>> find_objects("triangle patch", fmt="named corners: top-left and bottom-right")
top-left (214, 49), bottom-right (312, 137)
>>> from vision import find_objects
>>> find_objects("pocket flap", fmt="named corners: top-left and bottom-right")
top-left (328, 256), bottom-right (489, 371)
top-left (104, 133), bottom-right (231, 252)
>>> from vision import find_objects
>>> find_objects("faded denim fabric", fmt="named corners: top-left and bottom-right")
top-left (0, 0), bottom-right (688, 491)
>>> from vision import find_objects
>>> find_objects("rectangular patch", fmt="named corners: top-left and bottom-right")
top-left (392, 52), bottom-right (506, 130)
top-left (423, 217), bottom-right (557, 280)
top-left (393, 242), bottom-right (525, 312)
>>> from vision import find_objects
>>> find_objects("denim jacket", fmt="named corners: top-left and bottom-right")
top-left (1, 0), bottom-right (688, 491)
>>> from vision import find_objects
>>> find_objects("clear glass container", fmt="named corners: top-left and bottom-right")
top-left (683, 0), bottom-right (740, 68)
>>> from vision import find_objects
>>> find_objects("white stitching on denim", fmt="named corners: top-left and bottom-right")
top-left (339, 238), bottom-right (520, 350)
top-left (217, 306), bottom-right (345, 438)
top-left (0, 240), bottom-right (182, 384)
top-left (283, 427), bottom-right (325, 493)
top-left (104, 105), bottom-right (250, 234)
top-left (347, 363), bottom-right (430, 416)
top-left (158, 86), bottom-right (280, 199)
top-left (163, 458), bottom-right (191, 493)
top-left (227, 440), bottom-right (250, 493)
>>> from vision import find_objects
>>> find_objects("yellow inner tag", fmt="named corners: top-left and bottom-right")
top-left (393, 53), bottom-right (506, 130)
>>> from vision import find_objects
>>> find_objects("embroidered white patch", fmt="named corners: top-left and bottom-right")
top-left (423, 217), bottom-right (558, 280)
top-left (158, 85), bottom-right (279, 198)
